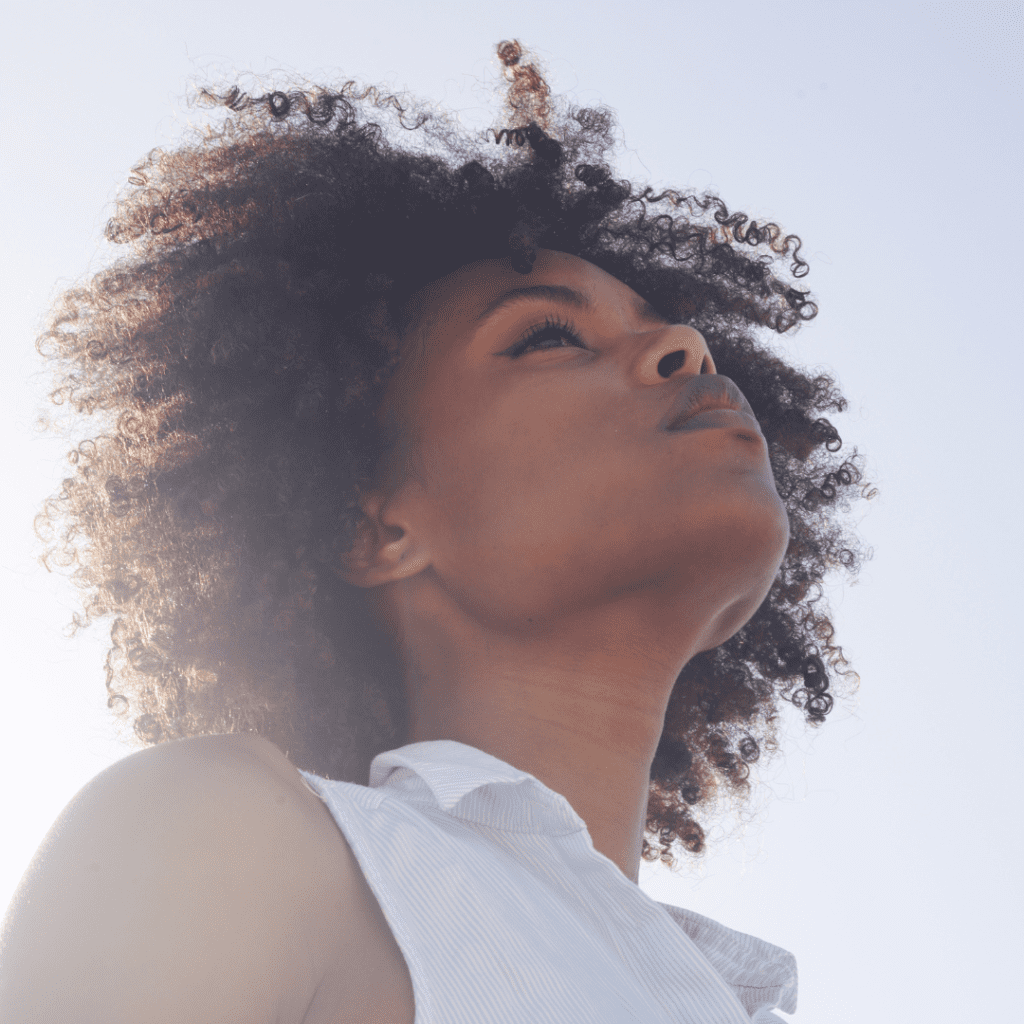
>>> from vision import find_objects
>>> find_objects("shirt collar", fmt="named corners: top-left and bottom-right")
top-left (370, 739), bottom-right (798, 1016)
top-left (370, 738), bottom-right (588, 833)
top-left (661, 904), bottom-right (799, 1017)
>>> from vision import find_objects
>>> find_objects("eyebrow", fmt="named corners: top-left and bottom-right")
top-left (474, 284), bottom-right (678, 327)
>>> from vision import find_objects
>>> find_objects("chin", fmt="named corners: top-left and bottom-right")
top-left (697, 593), bottom-right (767, 653)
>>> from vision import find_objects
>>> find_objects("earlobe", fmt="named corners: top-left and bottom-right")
top-left (336, 490), bottom-right (432, 588)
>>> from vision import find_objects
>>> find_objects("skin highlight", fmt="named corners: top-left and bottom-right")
top-left (341, 249), bottom-right (791, 883)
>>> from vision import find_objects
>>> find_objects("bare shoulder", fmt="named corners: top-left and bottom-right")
top-left (0, 733), bottom-right (413, 1024)
top-left (206, 734), bottom-right (416, 1024)
top-left (239, 737), bottom-right (415, 1024)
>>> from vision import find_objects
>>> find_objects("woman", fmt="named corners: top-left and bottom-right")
top-left (1, 40), bottom-right (871, 1023)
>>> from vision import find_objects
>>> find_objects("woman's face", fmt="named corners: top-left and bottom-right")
top-left (372, 248), bottom-right (790, 649)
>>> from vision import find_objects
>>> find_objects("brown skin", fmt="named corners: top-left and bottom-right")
top-left (342, 249), bottom-right (790, 884)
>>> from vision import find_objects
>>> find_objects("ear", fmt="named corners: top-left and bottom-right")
top-left (337, 486), bottom-right (432, 589)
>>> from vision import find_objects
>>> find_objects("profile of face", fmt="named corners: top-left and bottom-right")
top-left (345, 249), bottom-right (790, 659)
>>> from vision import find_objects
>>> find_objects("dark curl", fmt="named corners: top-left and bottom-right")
top-left (35, 40), bottom-right (875, 867)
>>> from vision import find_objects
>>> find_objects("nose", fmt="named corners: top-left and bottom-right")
top-left (636, 324), bottom-right (716, 382)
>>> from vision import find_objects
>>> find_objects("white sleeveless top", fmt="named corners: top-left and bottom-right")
top-left (300, 739), bottom-right (797, 1024)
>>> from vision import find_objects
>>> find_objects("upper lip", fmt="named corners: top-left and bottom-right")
top-left (659, 375), bottom-right (760, 431)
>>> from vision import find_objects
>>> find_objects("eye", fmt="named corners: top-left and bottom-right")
top-left (508, 315), bottom-right (588, 357)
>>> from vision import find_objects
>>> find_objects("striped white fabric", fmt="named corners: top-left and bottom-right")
top-left (300, 739), bottom-right (797, 1024)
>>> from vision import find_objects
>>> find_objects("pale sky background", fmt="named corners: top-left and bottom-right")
top-left (1, 3), bottom-right (1021, 1021)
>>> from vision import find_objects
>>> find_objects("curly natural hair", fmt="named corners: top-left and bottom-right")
top-left (35, 39), bottom-right (874, 867)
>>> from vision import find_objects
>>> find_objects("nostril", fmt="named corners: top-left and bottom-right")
top-left (657, 350), bottom-right (688, 378)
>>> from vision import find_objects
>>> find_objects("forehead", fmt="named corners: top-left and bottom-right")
top-left (400, 249), bottom-right (643, 347)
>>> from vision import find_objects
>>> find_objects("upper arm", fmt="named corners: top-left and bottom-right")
top-left (0, 733), bottom-right (361, 1024)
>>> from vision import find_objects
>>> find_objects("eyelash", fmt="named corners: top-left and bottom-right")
top-left (509, 315), bottom-right (588, 357)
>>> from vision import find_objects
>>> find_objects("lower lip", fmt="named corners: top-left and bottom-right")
top-left (669, 408), bottom-right (763, 435)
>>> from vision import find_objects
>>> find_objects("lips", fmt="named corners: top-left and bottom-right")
top-left (659, 375), bottom-right (761, 433)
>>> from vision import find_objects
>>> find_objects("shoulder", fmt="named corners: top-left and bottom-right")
top-left (208, 734), bottom-right (416, 1024)
top-left (1, 732), bottom-right (404, 1024)
top-left (98, 732), bottom-right (380, 960)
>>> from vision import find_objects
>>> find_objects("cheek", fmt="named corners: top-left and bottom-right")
top-left (422, 420), bottom-right (569, 540)
top-left (417, 415), bottom-right (649, 610)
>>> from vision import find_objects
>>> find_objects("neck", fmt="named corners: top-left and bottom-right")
top-left (377, 574), bottom-right (710, 884)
